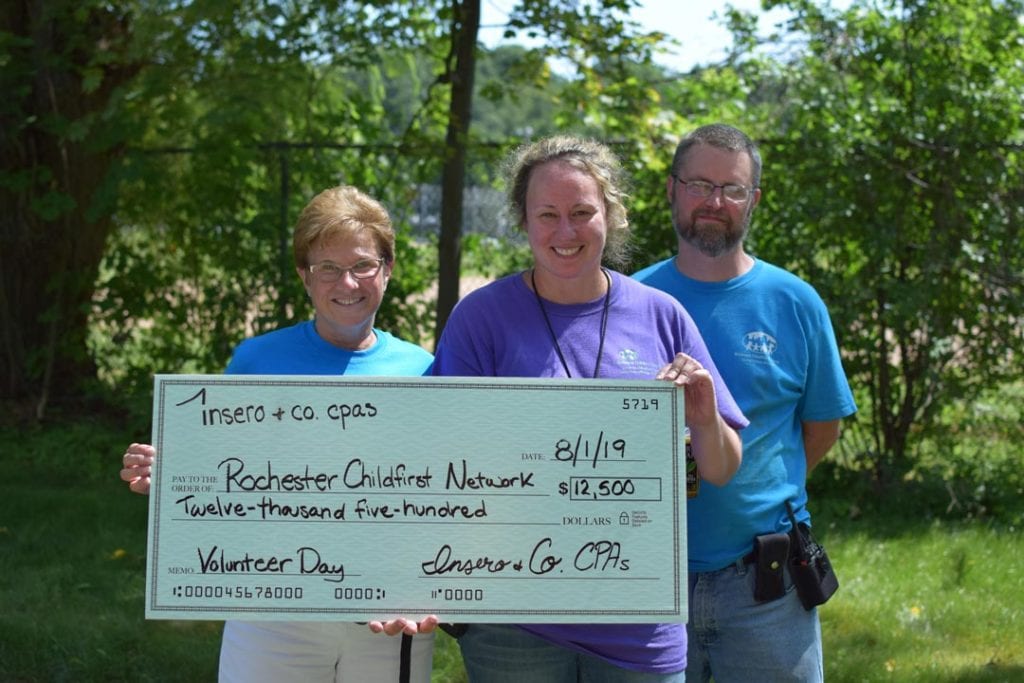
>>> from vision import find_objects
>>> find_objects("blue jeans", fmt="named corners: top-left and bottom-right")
top-left (458, 624), bottom-right (685, 683)
top-left (686, 560), bottom-right (823, 682)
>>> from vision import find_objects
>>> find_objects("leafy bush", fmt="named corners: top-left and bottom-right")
top-left (0, 415), bottom-right (135, 484)
top-left (813, 381), bottom-right (1024, 527)
top-left (911, 381), bottom-right (1024, 525)
top-left (460, 232), bottom-right (531, 279)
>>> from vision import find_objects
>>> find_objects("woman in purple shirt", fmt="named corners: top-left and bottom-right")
top-left (376, 136), bottom-right (747, 681)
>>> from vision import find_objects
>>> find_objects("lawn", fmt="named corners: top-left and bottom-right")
top-left (1, 418), bottom-right (1021, 682)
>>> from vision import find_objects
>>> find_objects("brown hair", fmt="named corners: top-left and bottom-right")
top-left (671, 123), bottom-right (762, 189)
top-left (504, 136), bottom-right (632, 269)
top-left (292, 185), bottom-right (395, 268)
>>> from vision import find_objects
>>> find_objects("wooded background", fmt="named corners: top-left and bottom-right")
top-left (3, 0), bottom-right (1022, 496)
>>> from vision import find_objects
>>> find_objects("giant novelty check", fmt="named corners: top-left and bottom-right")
top-left (146, 375), bottom-right (689, 623)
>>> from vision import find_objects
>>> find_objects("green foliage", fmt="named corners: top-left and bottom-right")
top-left (1, 0), bottom-right (144, 412)
top-left (472, 45), bottom-right (563, 142)
top-left (83, 3), bottom-right (458, 417)
top-left (460, 233), bottom-right (532, 279)
top-left (77, 0), bottom-right (678, 419)
top-left (0, 414), bottom-right (130, 482)
top-left (812, 380), bottom-right (1024, 528)
top-left (743, 0), bottom-right (1024, 484)
top-left (621, 0), bottom-right (1024, 515)
top-left (381, 233), bottom-right (440, 345)
top-left (911, 381), bottom-right (1024, 524)
top-left (7, 0), bottom-right (1022, 503)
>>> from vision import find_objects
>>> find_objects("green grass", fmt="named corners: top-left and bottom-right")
top-left (0, 417), bottom-right (467, 682)
top-left (0, 436), bottom-right (223, 681)
top-left (815, 513), bottom-right (1024, 681)
top-left (1, 417), bottom-right (1022, 682)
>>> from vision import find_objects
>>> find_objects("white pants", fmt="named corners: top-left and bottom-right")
top-left (218, 620), bottom-right (435, 683)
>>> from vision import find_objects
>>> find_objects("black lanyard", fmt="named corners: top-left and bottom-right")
top-left (530, 268), bottom-right (611, 379)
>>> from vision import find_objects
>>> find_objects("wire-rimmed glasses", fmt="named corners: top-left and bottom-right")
top-left (306, 258), bottom-right (385, 283)
top-left (672, 175), bottom-right (754, 203)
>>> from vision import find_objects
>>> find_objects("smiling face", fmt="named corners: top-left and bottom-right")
top-left (668, 144), bottom-right (761, 258)
top-left (524, 160), bottom-right (609, 303)
top-left (298, 230), bottom-right (391, 350)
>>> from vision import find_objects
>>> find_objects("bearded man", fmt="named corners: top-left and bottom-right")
top-left (634, 123), bottom-right (857, 683)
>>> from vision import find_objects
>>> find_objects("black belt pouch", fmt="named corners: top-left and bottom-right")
top-left (752, 532), bottom-right (790, 603)
top-left (788, 523), bottom-right (839, 609)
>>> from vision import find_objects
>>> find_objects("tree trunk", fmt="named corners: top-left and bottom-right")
top-left (0, 1), bottom-right (137, 419)
top-left (434, 0), bottom-right (479, 346)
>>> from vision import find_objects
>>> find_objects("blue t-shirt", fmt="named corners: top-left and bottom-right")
top-left (226, 320), bottom-right (432, 377)
top-left (216, 322), bottom-right (431, 638)
top-left (634, 257), bottom-right (857, 571)
top-left (432, 270), bottom-right (747, 674)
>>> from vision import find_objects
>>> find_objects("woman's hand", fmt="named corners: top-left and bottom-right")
top-left (367, 615), bottom-right (439, 636)
top-left (120, 442), bottom-right (155, 495)
top-left (655, 353), bottom-right (742, 486)
top-left (655, 352), bottom-right (718, 429)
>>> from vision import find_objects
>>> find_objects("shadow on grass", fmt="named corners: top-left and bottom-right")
top-left (0, 421), bottom-right (222, 681)
top-left (807, 459), bottom-right (1023, 541)
top-left (947, 665), bottom-right (1024, 683)
top-left (827, 631), bottom-right (1024, 683)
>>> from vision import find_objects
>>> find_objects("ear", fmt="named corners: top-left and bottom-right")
top-left (666, 175), bottom-right (675, 206)
top-left (296, 267), bottom-right (313, 294)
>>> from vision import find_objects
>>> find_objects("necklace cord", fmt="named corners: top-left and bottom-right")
top-left (530, 268), bottom-right (611, 379)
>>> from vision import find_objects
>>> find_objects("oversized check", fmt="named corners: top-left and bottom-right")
top-left (146, 374), bottom-right (689, 623)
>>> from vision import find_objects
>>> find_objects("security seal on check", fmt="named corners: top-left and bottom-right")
top-left (145, 375), bottom-right (688, 623)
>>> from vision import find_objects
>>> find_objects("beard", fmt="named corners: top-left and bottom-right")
top-left (672, 203), bottom-right (751, 258)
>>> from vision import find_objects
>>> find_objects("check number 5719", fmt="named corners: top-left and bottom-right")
top-left (622, 398), bottom-right (659, 411)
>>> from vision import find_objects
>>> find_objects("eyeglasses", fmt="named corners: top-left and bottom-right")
top-left (672, 175), bottom-right (754, 203)
top-left (306, 258), bottom-right (385, 283)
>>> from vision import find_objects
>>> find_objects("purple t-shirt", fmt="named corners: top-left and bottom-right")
top-left (432, 270), bottom-right (746, 673)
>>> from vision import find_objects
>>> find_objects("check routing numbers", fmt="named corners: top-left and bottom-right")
top-left (146, 375), bottom-right (686, 623)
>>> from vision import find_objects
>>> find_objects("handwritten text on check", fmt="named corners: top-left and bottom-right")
top-left (146, 375), bottom-right (688, 623)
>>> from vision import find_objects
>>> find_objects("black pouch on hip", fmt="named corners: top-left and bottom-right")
top-left (786, 501), bottom-right (839, 610)
top-left (752, 532), bottom-right (790, 603)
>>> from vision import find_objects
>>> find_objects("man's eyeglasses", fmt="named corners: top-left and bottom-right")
top-left (672, 175), bottom-right (754, 204)
top-left (307, 258), bottom-right (385, 283)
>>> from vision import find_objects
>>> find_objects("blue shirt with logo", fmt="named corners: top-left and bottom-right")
top-left (634, 257), bottom-right (856, 571)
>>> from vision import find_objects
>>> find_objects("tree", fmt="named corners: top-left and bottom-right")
top-left (432, 0), bottom-right (664, 344)
top-left (753, 0), bottom-right (1024, 485)
top-left (4, 1), bottom-right (464, 419)
top-left (1, 1), bottom-right (140, 419)
top-left (436, 0), bottom-right (479, 340)
top-left (2, 0), bottom-right (664, 420)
